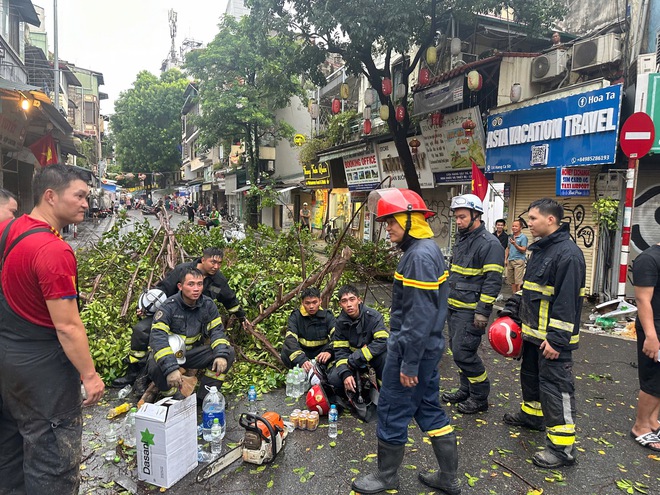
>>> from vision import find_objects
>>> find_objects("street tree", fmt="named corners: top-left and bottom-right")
top-left (185, 14), bottom-right (325, 227)
top-left (251, 0), bottom-right (566, 194)
top-left (110, 69), bottom-right (189, 184)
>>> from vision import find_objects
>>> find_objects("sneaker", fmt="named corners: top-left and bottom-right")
top-left (503, 411), bottom-right (545, 431)
top-left (532, 448), bottom-right (576, 468)
top-left (456, 397), bottom-right (488, 414)
top-left (441, 389), bottom-right (469, 404)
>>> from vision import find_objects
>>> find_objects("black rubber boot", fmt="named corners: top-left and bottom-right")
top-left (351, 439), bottom-right (405, 494)
top-left (441, 389), bottom-right (469, 404)
top-left (456, 397), bottom-right (488, 414)
top-left (503, 411), bottom-right (545, 431)
top-left (111, 362), bottom-right (143, 388)
top-left (419, 433), bottom-right (462, 494)
top-left (532, 448), bottom-right (576, 468)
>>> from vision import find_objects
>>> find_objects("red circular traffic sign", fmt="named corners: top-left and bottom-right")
top-left (620, 112), bottom-right (655, 158)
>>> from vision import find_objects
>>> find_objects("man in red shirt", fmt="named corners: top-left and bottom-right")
top-left (0, 164), bottom-right (105, 495)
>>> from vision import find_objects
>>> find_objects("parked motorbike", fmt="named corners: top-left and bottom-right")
top-left (140, 204), bottom-right (159, 215)
top-left (224, 223), bottom-right (246, 242)
top-left (323, 216), bottom-right (340, 244)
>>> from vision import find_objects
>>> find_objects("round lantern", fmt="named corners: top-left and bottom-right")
top-left (309, 99), bottom-right (319, 119)
top-left (462, 119), bottom-right (476, 137)
top-left (466, 70), bottom-right (482, 91)
top-left (430, 111), bottom-right (443, 127)
top-left (379, 104), bottom-right (390, 121)
top-left (363, 118), bottom-right (372, 135)
top-left (331, 98), bottom-right (341, 114)
top-left (409, 137), bottom-right (421, 155)
top-left (395, 104), bottom-right (406, 122)
top-left (419, 68), bottom-right (431, 86)
top-left (426, 46), bottom-right (437, 66)
top-left (364, 106), bottom-right (372, 120)
top-left (510, 82), bottom-right (522, 103)
top-left (364, 88), bottom-right (377, 106)
top-left (125, 173), bottom-right (135, 179)
top-left (396, 83), bottom-right (406, 100)
top-left (382, 77), bottom-right (392, 96)
top-left (340, 83), bottom-right (350, 100)
top-left (450, 37), bottom-right (462, 56)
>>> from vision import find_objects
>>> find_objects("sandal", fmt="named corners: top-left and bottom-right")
top-left (630, 431), bottom-right (660, 452)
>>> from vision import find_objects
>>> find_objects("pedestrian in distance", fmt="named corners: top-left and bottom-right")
top-left (493, 218), bottom-right (509, 251)
top-left (0, 164), bottom-right (105, 494)
top-left (630, 243), bottom-right (660, 451)
top-left (0, 188), bottom-right (18, 222)
top-left (443, 194), bottom-right (504, 414)
top-left (506, 218), bottom-right (529, 293)
top-left (502, 198), bottom-right (585, 469)
top-left (186, 201), bottom-right (196, 222)
top-left (299, 202), bottom-right (311, 232)
top-left (352, 188), bottom-right (460, 495)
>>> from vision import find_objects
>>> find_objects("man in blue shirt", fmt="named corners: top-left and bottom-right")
top-left (506, 219), bottom-right (528, 293)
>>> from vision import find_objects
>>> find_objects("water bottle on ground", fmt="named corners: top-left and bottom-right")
top-left (117, 384), bottom-right (132, 400)
top-left (202, 386), bottom-right (226, 441)
top-left (295, 368), bottom-right (304, 398)
top-left (285, 370), bottom-right (294, 397)
top-left (328, 404), bottom-right (338, 439)
top-left (123, 407), bottom-right (137, 449)
top-left (247, 385), bottom-right (258, 415)
top-left (211, 418), bottom-right (222, 457)
top-left (104, 426), bottom-right (118, 461)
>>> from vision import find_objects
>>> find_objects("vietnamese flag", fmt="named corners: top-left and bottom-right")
top-left (29, 133), bottom-right (59, 166)
top-left (471, 160), bottom-right (488, 201)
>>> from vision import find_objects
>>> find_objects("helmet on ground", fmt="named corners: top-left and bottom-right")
top-left (450, 194), bottom-right (484, 214)
top-left (168, 334), bottom-right (186, 365)
top-left (367, 188), bottom-right (435, 221)
top-left (306, 384), bottom-right (331, 415)
top-left (138, 288), bottom-right (167, 315)
top-left (488, 316), bottom-right (523, 358)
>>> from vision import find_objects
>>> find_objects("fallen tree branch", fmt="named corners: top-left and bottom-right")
top-left (235, 344), bottom-right (283, 372)
top-left (492, 459), bottom-right (542, 492)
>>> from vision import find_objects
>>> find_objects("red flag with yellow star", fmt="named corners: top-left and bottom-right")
top-left (29, 133), bottom-right (59, 166)
top-left (471, 160), bottom-right (488, 201)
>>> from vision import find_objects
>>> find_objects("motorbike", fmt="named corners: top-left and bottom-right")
top-left (224, 222), bottom-right (246, 242)
top-left (140, 204), bottom-right (159, 215)
top-left (322, 216), bottom-right (340, 244)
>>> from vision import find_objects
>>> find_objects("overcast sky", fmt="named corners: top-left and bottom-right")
top-left (37, 1), bottom-right (229, 115)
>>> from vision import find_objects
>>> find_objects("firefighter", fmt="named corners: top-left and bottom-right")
top-left (442, 194), bottom-right (504, 414)
top-left (503, 198), bottom-right (585, 468)
top-left (147, 267), bottom-right (235, 398)
top-left (352, 188), bottom-right (460, 495)
top-left (112, 247), bottom-right (248, 388)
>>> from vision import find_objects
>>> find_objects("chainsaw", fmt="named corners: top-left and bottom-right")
top-left (196, 411), bottom-right (287, 482)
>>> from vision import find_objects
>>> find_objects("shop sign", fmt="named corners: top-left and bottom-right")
top-left (376, 141), bottom-right (434, 189)
top-left (201, 184), bottom-right (212, 191)
top-left (641, 74), bottom-right (660, 154)
top-left (556, 167), bottom-right (590, 196)
top-left (433, 170), bottom-right (473, 183)
top-left (412, 76), bottom-right (464, 116)
top-left (0, 106), bottom-right (28, 150)
top-left (419, 108), bottom-right (486, 173)
top-left (343, 152), bottom-right (381, 191)
top-left (303, 162), bottom-right (330, 188)
top-left (486, 85), bottom-right (622, 172)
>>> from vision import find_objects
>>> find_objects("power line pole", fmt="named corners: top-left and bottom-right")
top-left (53, 0), bottom-right (60, 111)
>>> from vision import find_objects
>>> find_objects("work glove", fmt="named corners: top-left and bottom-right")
top-left (166, 369), bottom-right (183, 389)
top-left (473, 313), bottom-right (489, 330)
top-left (213, 357), bottom-right (228, 374)
top-left (498, 293), bottom-right (522, 324)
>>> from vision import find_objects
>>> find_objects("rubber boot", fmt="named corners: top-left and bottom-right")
top-left (456, 397), bottom-right (488, 414)
top-left (503, 410), bottom-right (545, 431)
top-left (111, 362), bottom-right (143, 388)
top-left (351, 439), bottom-right (405, 494)
top-left (419, 433), bottom-right (462, 494)
top-left (441, 389), bottom-right (469, 404)
top-left (532, 448), bottom-right (576, 468)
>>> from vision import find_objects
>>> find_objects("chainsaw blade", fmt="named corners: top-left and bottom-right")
top-left (195, 439), bottom-right (244, 482)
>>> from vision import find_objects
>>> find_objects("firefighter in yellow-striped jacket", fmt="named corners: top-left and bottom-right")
top-left (443, 194), bottom-right (505, 415)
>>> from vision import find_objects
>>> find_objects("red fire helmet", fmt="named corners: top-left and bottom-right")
top-left (367, 188), bottom-right (435, 221)
top-left (306, 384), bottom-right (331, 416)
top-left (488, 316), bottom-right (523, 358)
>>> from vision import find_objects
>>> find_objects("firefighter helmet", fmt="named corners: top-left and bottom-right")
top-left (138, 288), bottom-right (167, 315)
top-left (450, 194), bottom-right (484, 214)
top-left (306, 384), bottom-right (331, 415)
top-left (488, 316), bottom-right (523, 358)
top-left (168, 334), bottom-right (187, 365)
top-left (367, 188), bottom-right (435, 221)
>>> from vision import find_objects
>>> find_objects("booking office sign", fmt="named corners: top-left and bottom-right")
top-left (485, 85), bottom-right (622, 175)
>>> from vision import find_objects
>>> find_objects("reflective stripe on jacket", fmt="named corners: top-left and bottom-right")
top-left (282, 306), bottom-right (336, 366)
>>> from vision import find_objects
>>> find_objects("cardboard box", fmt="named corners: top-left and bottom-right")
top-left (135, 394), bottom-right (198, 488)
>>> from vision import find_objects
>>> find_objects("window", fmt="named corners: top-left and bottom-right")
top-left (84, 100), bottom-right (95, 125)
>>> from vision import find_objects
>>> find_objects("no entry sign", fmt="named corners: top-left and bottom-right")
top-left (619, 112), bottom-right (655, 158)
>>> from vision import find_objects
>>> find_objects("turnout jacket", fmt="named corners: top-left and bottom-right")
top-left (390, 237), bottom-right (449, 377)
top-left (158, 258), bottom-right (246, 320)
top-left (519, 223), bottom-right (585, 351)
top-left (150, 292), bottom-right (235, 377)
top-left (282, 306), bottom-right (336, 366)
top-left (448, 223), bottom-right (505, 316)
top-left (332, 304), bottom-right (389, 381)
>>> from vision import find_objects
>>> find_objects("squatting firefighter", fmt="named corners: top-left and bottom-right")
top-left (352, 188), bottom-right (460, 495)
top-left (442, 194), bottom-right (504, 414)
top-left (113, 247), bottom-right (248, 388)
top-left (147, 267), bottom-right (235, 400)
top-left (503, 198), bottom-right (585, 469)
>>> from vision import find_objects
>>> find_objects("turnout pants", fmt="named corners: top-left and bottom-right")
top-left (376, 345), bottom-right (452, 445)
top-left (447, 309), bottom-right (490, 401)
top-left (518, 340), bottom-right (577, 461)
top-left (0, 296), bottom-right (82, 495)
top-left (327, 352), bottom-right (386, 394)
top-left (126, 316), bottom-right (153, 365)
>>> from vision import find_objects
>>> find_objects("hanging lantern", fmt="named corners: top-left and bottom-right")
top-left (396, 83), bottom-right (406, 100)
top-left (426, 46), bottom-right (437, 66)
top-left (138, 173), bottom-right (147, 181)
top-left (409, 137), bottom-right (421, 155)
top-left (125, 172), bottom-right (135, 179)
top-left (395, 104), bottom-right (406, 122)
top-left (364, 88), bottom-right (376, 106)
top-left (363, 118), bottom-right (372, 135)
top-left (331, 98), bottom-right (341, 114)
top-left (364, 106), bottom-right (372, 119)
top-left (382, 77), bottom-right (392, 96)
top-left (430, 111), bottom-right (443, 127)
top-left (309, 99), bottom-right (319, 119)
top-left (510, 82), bottom-right (522, 103)
top-left (466, 70), bottom-right (482, 91)
top-left (419, 68), bottom-right (431, 86)
top-left (340, 83), bottom-right (350, 100)
top-left (450, 37), bottom-right (462, 56)
top-left (462, 119), bottom-right (476, 137)
top-left (379, 104), bottom-right (390, 121)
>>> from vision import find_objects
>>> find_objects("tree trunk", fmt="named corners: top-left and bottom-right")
top-left (393, 132), bottom-right (421, 194)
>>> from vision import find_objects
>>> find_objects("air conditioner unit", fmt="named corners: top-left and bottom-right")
top-left (531, 49), bottom-right (568, 83)
top-left (638, 53), bottom-right (656, 75)
top-left (571, 33), bottom-right (621, 72)
top-left (656, 30), bottom-right (660, 71)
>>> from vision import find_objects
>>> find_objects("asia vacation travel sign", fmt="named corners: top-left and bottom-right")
top-left (485, 85), bottom-right (622, 172)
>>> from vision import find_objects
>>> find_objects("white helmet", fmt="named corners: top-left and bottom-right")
top-left (138, 288), bottom-right (167, 315)
top-left (168, 334), bottom-right (186, 365)
top-left (450, 194), bottom-right (484, 214)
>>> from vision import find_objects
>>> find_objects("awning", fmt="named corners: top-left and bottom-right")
top-left (317, 143), bottom-right (370, 162)
top-left (275, 186), bottom-right (297, 194)
top-left (12, 0), bottom-right (40, 26)
top-left (234, 185), bottom-right (251, 193)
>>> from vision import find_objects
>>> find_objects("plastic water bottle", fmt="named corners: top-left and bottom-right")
top-left (247, 385), bottom-right (258, 414)
top-left (117, 384), bottom-right (132, 399)
top-left (123, 407), bottom-right (137, 449)
top-left (328, 404), bottom-right (338, 438)
top-left (202, 386), bottom-right (226, 441)
top-left (285, 370), bottom-right (294, 397)
top-left (211, 418), bottom-right (222, 457)
top-left (104, 426), bottom-right (118, 461)
top-left (295, 368), bottom-right (304, 398)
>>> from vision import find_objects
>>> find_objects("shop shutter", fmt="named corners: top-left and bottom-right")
top-left (509, 169), bottom-right (599, 295)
